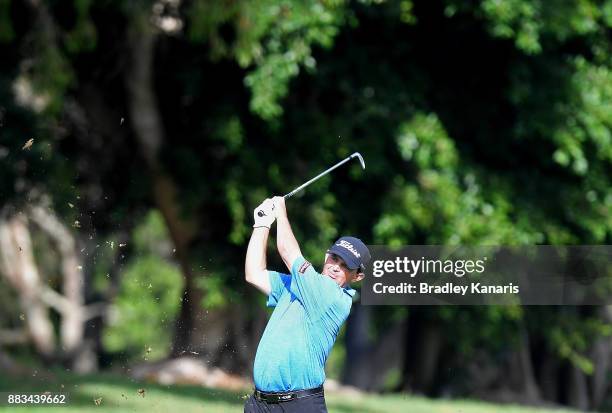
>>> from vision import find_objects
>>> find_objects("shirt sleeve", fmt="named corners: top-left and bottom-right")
top-left (266, 270), bottom-right (291, 307)
top-left (288, 255), bottom-right (343, 318)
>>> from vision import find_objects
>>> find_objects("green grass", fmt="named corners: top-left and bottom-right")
top-left (0, 370), bottom-right (582, 413)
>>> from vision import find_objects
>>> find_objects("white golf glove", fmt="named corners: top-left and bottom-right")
top-left (253, 199), bottom-right (275, 229)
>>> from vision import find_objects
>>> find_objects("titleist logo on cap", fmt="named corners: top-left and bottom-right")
top-left (337, 240), bottom-right (361, 258)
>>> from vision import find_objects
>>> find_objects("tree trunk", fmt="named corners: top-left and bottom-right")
top-left (29, 206), bottom-right (85, 363)
top-left (400, 309), bottom-right (442, 395)
top-left (412, 322), bottom-right (442, 395)
top-left (367, 319), bottom-right (406, 391)
top-left (0, 207), bottom-right (109, 371)
top-left (566, 364), bottom-right (589, 411)
top-left (342, 304), bottom-right (372, 389)
top-left (493, 325), bottom-right (543, 405)
top-left (0, 213), bottom-right (55, 358)
top-left (590, 305), bottom-right (612, 410)
top-left (124, 15), bottom-right (202, 355)
top-left (511, 327), bottom-right (541, 403)
top-left (153, 175), bottom-right (202, 354)
top-left (537, 348), bottom-right (560, 402)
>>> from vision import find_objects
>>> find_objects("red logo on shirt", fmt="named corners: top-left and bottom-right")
top-left (298, 261), bottom-right (312, 274)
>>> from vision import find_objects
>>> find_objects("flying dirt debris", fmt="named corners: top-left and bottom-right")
top-left (22, 138), bottom-right (33, 150)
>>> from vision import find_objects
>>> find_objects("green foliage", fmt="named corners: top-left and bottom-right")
top-left (242, 1), bottom-right (348, 118)
top-left (196, 275), bottom-right (227, 309)
top-left (132, 210), bottom-right (173, 254)
top-left (0, 0), bottom-right (14, 43)
top-left (226, 180), bottom-right (248, 245)
top-left (102, 255), bottom-right (183, 360)
top-left (29, 37), bottom-right (73, 115)
top-left (550, 57), bottom-right (612, 175)
top-left (64, 0), bottom-right (97, 53)
top-left (544, 310), bottom-right (612, 374)
top-left (508, 54), bottom-right (612, 242)
top-left (375, 113), bottom-right (534, 245)
top-left (439, 306), bottom-right (523, 355)
top-left (103, 211), bottom-right (182, 360)
top-left (381, 366), bottom-right (402, 391)
top-left (189, 0), bottom-right (349, 119)
top-left (478, 0), bottom-right (606, 54)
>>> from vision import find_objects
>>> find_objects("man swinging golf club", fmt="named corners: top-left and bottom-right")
top-left (244, 195), bottom-right (370, 412)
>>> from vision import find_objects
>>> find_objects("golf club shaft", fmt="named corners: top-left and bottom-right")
top-left (283, 156), bottom-right (354, 199)
top-left (256, 152), bottom-right (364, 217)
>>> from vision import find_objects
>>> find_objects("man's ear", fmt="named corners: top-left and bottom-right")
top-left (353, 272), bottom-right (365, 283)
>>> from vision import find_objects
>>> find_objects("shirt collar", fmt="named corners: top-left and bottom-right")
top-left (343, 286), bottom-right (356, 297)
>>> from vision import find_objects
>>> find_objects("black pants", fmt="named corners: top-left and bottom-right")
top-left (243, 392), bottom-right (328, 413)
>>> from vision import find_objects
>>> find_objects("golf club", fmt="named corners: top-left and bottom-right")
top-left (258, 152), bottom-right (366, 217)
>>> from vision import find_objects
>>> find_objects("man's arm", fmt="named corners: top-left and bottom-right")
top-left (245, 227), bottom-right (272, 295)
top-left (272, 197), bottom-right (344, 317)
top-left (273, 196), bottom-right (302, 272)
top-left (245, 199), bottom-right (275, 295)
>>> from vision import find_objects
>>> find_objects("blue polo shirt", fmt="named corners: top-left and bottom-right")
top-left (253, 256), bottom-right (355, 391)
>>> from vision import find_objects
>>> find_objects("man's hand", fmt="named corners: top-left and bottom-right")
top-left (253, 198), bottom-right (275, 229)
top-left (272, 196), bottom-right (287, 219)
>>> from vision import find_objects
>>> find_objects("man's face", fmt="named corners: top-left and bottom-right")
top-left (322, 253), bottom-right (363, 287)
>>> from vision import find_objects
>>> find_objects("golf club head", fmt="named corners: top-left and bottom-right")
top-left (281, 152), bottom-right (366, 199)
top-left (351, 152), bottom-right (366, 169)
